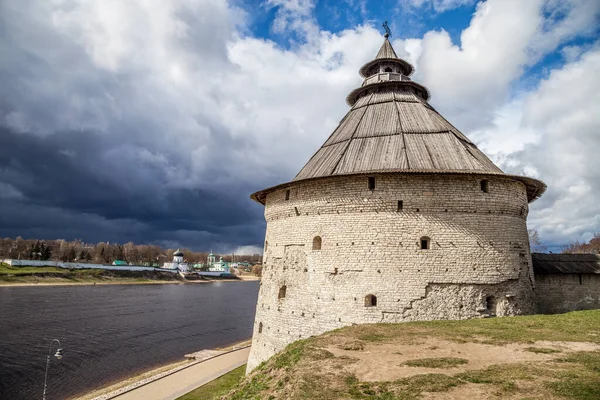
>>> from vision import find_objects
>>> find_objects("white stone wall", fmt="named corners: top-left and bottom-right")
top-left (247, 173), bottom-right (534, 371)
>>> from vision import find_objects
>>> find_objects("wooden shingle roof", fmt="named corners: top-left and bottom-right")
top-left (359, 38), bottom-right (414, 77)
top-left (532, 253), bottom-right (600, 275)
top-left (251, 36), bottom-right (546, 205)
top-left (376, 37), bottom-right (398, 59)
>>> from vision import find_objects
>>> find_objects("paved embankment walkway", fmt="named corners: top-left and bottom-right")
top-left (110, 347), bottom-right (250, 400)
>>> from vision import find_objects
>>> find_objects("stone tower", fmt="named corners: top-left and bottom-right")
top-left (247, 35), bottom-right (546, 372)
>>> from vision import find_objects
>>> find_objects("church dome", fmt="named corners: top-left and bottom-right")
top-left (173, 249), bottom-right (184, 257)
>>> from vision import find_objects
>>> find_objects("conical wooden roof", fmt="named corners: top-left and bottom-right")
top-left (251, 37), bottom-right (546, 204)
top-left (359, 37), bottom-right (414, 77)
top-left (376, 37), bottom-right (398, 59)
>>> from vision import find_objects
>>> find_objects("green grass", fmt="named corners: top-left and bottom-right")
top-left (401, 357), bottom-right (468, 368)
top-left (525, 347), bottom-right (562, 354)
top-left (335, 310), bottom-right (600, 345)
top-left (0, 263), bottom-right (183, 284)
top-left (348, 373), bottom-right (463, 399)
top-left (547, 351), bottom-right (600, 399)
top-left (0, 264), bottom-right (68, 275)
top-left (176, 365), bottom-right (246, 400)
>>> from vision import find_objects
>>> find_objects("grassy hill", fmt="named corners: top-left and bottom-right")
top-left (222, 310), bottom-right (599, 400)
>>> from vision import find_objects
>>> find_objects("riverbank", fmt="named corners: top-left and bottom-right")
top-left (0, 263), bottom-right (259, 286)
top-left (77, 339), bottom-right (252, 400)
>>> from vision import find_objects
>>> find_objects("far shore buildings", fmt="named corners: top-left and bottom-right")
top-left (162, 250), bottom-right (234, 274)
top-left (246, 33), bottom-right (600, 372)
top-left (206, 252), bottom-right (231, 272)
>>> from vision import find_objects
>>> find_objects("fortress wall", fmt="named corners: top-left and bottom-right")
top-left (248, 174), bottom-right (533, 371)
top-left (535, 274), bottom-right (600, 314)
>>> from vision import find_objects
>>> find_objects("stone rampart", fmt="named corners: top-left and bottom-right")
top-left (535, 274), bottom-right (600, 314)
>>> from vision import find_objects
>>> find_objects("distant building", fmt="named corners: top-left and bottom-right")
top-left (206, 252), bottom-right (230, 273)
top-left (163, 249), bottom-right (189, 272)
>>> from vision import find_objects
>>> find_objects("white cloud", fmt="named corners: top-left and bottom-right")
top-left (517, 48), bottom-right (600, 245)
top-left (232, 245), bottom-right (263, 255)
top-left (410, 0), bottom-right (544, 130)
top-left (264, 0), bottom-right (319, 43)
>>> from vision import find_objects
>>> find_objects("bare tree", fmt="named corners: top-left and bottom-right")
top-left (528, 229), bottom-right (547, 253)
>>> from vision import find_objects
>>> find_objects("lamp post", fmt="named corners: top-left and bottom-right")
top-left (42, 339), bottom-right (63, 400)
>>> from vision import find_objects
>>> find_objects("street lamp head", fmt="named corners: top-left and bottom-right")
top-left (54, 348), bottom-right (63, 360)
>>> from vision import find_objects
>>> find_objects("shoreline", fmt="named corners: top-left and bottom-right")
top-left (0, 274), bottom-right (259, 287)
top-left (75, 338), bottom-right (252, 400)
top-left (0, 280), bottom-right (206, 287)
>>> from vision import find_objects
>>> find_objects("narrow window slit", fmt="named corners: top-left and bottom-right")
top-left (368, 177), bottom-right (375, 190)
top-left (481, 180), bottom-right (489, 193)
top-left (278, 285), bottom-right (287, 299)
top-left (312, 236), bottom-right (322, 250)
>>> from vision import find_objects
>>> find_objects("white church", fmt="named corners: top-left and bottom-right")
top-left (162, 249), bottom-right (189, 272)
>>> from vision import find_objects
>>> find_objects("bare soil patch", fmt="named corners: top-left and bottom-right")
top-left (327, 338), bottom-right (600, 381)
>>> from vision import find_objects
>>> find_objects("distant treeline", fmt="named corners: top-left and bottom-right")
top-left (0, 237), bottom-right (263, 265)
top-left (561, 233), bottom-right (600, 254)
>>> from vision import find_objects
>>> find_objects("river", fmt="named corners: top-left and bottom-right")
top-left (0, 281), bottom-right (259, 400)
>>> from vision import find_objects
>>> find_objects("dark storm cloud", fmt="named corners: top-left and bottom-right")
top-left (0, 0), bottom-right (275, 251)
top-left (0, 127), bottom-right (266, 250)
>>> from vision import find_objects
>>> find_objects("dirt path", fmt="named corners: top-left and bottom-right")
top-left (110, 347), bottom-right (250, 400)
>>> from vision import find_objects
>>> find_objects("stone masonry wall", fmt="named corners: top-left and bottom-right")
top-left (247, 173), bottom-right (534, 372)
top-left (535, 274), bottom-right (600, 314)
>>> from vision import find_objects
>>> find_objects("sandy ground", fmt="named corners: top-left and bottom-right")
top-left (328, 338), bottom-right (600, 382)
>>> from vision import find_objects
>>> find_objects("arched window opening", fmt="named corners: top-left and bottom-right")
top-left (285, 189), bottom-right (290, 201)
top-left (313, 236), bottom-right (322, 251)
top-left (384, 67), bottom-right (393, 72)
top-left (278, 285), bottom-right (287, 300)
top-left (420, 237), bottom-right (430, 250)
top-left (485, 296), bottom-right (496, 316)
top-left (481, 180), bottom-right (489, 193)
top-left (258, 322), bottom-right (263, 333)
top-left (365, 294), bottom-right (377, 307)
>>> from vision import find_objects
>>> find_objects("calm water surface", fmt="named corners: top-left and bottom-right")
top-left (0, 282), bottom-right (259, 400)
